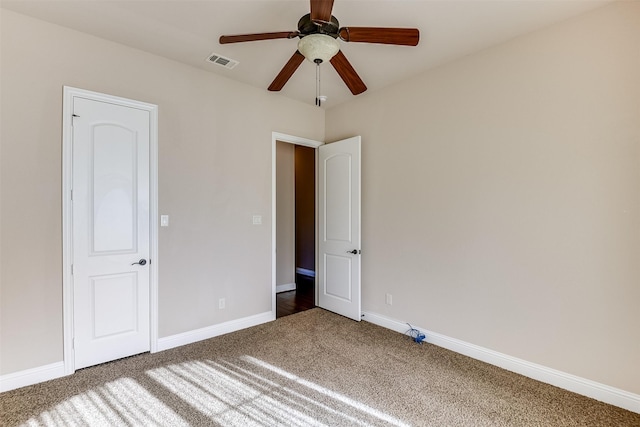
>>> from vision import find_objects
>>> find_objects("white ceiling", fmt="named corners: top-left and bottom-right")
top-left (1, 0), bottom-right (613, 108)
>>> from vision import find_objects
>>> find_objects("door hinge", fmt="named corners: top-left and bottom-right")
top-left (71, 264), bottom-right (74, 275)
top-left (71, 113), bottom-right (79, 126)
top-left (70, 189), bottom-right (73, 201)
top-left (72, 338), bottom-right (75, 349)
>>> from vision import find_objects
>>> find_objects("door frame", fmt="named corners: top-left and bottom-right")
top-left (62, 86), bottom-right (159, 375)
top-left (271, 132), bottom-right (323, 318)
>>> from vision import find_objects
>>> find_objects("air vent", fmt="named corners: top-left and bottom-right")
top-left (206, 53), bottom-right (239, 69)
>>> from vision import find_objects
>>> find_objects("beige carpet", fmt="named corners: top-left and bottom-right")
top-left (1, 308), bottom-right (638, 426)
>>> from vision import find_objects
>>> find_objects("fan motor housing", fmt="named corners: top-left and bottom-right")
top-left (297, 13), bottom-right (339, 38)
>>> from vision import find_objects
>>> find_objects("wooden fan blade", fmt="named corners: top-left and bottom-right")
top-left (330, 50), bottom-right (367, 95)
top-left (338, 27), bottom-right (419, 46)
top-left (310, 0), bottom-right (334, 23)
top-left (268, 50), bottom-right (305, 91)
top-left (219, 31), bottom-right (299, 44)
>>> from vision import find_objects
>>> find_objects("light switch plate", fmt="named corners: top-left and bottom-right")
top-left (160, 215), bottom-right (169, 227)
top-left (252, 215), bottom-right (262, 225)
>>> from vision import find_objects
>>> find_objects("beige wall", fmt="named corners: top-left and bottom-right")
top-left (0, 10), bottom-right (324, 374)
top-left (276, 141), bottom-right (295, 286)
top-left (326, 1), bottom-right (640, 394)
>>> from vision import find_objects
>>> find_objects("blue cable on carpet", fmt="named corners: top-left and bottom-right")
top-left (405, 323), bottom-right (426, 344)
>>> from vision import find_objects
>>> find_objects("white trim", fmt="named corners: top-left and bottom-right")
top-left (1, 310), bottom-right (271, 391)
top-left (272, 132), bottom-right (324, 149)
top-left (362, 311), bottom-right (640, 414)
top-left (290, 147), bottom-right (297, 298)
top-left (62, 87), bottom-right (75, 375)
top-left (296, 267), bottom-right (316, 278)
top-left (0, 362), bottom-right (67, 393)
top-left (276, 283), bottom-right (297, 293)
top-left (149, 100), bottom-right (159, 354)
top-left (314, 148), bottom-right (319, 304)
top-left (271, 132), bottom-right (323, 319)
top-left (62, 86), bottom-right (159, 373)
top-left (157, 311), bottom-right (274, 352)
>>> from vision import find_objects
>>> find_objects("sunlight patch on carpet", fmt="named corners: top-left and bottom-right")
top-left (23, 378), bottom-right (188, 426)
top-left (213, 359), bottom-right (374, 426)
top-left (242, 356), bottom-right (411, 427)
top-left (149, 361), bottom-right (314, 425)
top-left (20, 354), bottom-right (413, 425)
top-left (140, 357), bottom-right (410, 426)
top-left (146, 360), bottom-right (334, 426)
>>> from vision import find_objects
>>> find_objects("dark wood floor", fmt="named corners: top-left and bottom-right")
top-left (276, 274), bottom-right (316, 318)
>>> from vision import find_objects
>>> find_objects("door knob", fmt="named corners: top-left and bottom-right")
top-left (131, 259), bottom-right (147, 266)
top-left (347, 249), bottom-right (360, 254)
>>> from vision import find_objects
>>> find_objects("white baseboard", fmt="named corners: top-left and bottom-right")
top-left (0, 361), bottom-right (67, 393)
top-left (157, 311), bottom-right (274, 352)
top-left (276, 283), bottom-right (296, 293)
top-left (1, 312), bottom-right (274, 392)
top-left (296, 268), bottom-right (315, 278)
top-left (362, 311), bottom-right (640, 414)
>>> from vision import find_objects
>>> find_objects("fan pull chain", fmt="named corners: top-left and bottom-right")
top-left (315, 59), bottom-right (321, 107)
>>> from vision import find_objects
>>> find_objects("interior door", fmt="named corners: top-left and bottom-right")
top-left (72, 96), bottom-right (151, 369)
top-left (318, 136), bottom-right (361, 321)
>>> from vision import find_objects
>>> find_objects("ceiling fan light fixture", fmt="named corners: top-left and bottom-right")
top-left (297, 34), bottom-right (340, 63)
top-left (219, 1), bottom-right (420, 99)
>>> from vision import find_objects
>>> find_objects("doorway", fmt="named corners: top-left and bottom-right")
top-left (271, 132), bottom-right (362, 321)
top-left (271, 133), bottom-right (322, 319)
top-left (275, 142), bottom-right (316, 318)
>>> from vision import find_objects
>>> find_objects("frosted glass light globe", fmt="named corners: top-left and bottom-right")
top-left (298, 34), bottom-right (340, 63)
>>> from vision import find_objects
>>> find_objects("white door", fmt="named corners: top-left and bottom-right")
top-left (72, 97), bottom-right (151, 369)
top-left (318, 136), bottom-right (361, 321)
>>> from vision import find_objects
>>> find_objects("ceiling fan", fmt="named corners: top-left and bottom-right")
top-left (219, 0), bottom-right (419, 100)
